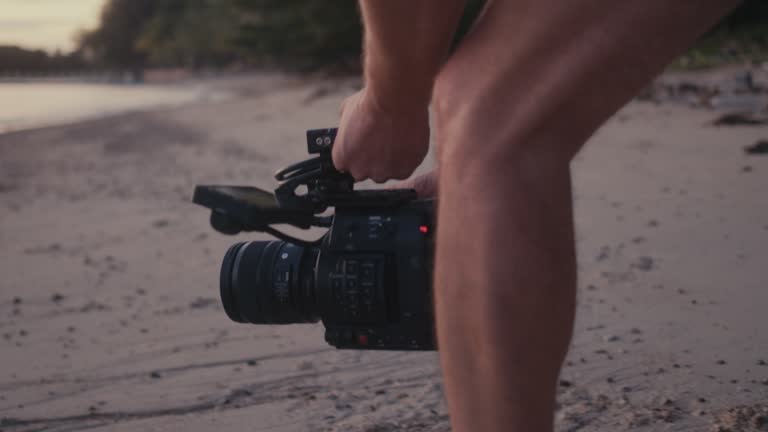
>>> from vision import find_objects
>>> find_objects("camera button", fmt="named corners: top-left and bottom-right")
top-left (276, 265), bottom-right (290, 283)
top-left (345, 223), bottom-right (359, 239)
top-left (325, 330), bottom-right (338, 344)
top-left (345, 260), bottom-right (359, 275)
top-left (341, 330), bottom-right (353, 344)
top-left (357, 334), bottom-right (369, 346)
top-left (361, 264), bottom-right (375, 281)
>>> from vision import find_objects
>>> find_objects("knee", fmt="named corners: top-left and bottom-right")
top-left (431, 63), bottom-right (585, 170)
top-left (431, 62), bottom-right (501, 167)
top-left (432, 67), bottom-right (542, 172)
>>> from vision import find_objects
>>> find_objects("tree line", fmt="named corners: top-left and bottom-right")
top-left (1, 0), bottom-right (766, 77)
top-left (76, 0), bottom-right (367, 74)
top-left (0, 46), bottom-right (87, 76)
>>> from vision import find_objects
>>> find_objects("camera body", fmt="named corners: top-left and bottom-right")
top-left (193, 129), bottom-right (437, 350)
top-left (315, 200), bottom-right (434, 349)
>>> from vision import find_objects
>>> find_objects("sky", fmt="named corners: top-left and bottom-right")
top-left (0, 0), bottom-right (106, 52)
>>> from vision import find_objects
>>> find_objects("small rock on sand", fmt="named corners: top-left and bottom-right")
top-left (189, 297), bottom-right (218, 309)
top-left (152, 219), bottom-right (171, 228)
top-left (745, 139), bottom-right (768, 155)
top-left (713, 112), bottom-right (768, 126)
top-left (633, 256), bottom-right (655, 271)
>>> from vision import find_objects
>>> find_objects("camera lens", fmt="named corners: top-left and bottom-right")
top-left (220, 241), bottom-right (319, 324)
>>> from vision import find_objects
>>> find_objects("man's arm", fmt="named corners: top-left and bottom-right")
top-left (359, 1), bottom-right (467, 112)
top-left (331, 1), bottom-right (466, 182)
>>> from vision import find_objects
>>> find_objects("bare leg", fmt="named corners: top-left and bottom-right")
top-left (432, 1), bottom-right (739, 431)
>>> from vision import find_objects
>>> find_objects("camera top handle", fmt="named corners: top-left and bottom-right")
top-left (192, 128), bottom-right (418, 243)
top-left (274, 129), bottom-right (417, 214)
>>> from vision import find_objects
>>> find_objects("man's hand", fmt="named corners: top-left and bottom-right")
top-left (394, 170), bottom-right (438, 198)
top-left (331, 89), bottom-right (430, 184)
top-left (333, 0), bottom-right (465, 191)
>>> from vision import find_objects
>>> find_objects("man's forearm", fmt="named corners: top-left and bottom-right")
top-left (359, 0), bottom-right (466, 111)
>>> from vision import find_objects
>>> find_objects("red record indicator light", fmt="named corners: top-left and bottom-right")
top-left (419, 225), bottom-right (429, 234)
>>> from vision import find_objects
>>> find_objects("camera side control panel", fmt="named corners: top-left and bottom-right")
top-left (328, 255), bottom-right (385, 323)
top-left (331, 215), bottom-right (398, 250)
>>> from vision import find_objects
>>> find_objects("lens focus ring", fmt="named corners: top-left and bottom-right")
top-left (220, 242), bottom-right (248, 323)
top-left (220, 241), bottom-right (318, 325)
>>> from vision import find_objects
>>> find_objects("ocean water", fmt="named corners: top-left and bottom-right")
top-left (0, 82), bottom-right (227, 134)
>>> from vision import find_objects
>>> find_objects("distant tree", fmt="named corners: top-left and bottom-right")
top-left (717, 0), bottom-right (768, 31)
top-left (78, 0), bottom-right (156, 78)
top-left (231, 0), bottom-right (486, 71)
top-left (677, 0), bottom-right (768, 67)
top-left (136, 0), bottom-right (241, 68)
top-left (233, 0), bottom-right (363, 70)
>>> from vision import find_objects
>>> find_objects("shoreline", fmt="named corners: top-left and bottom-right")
top-left (0, 73), bottom-right (314, 136)
top-left (2, 63), bottom-right (765, 138)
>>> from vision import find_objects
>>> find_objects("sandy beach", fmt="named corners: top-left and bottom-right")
top-left (0, 70), bottom-right (767, 431)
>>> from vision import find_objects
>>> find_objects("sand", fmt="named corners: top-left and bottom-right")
top-left (0, 70), bottom-right (767, 432)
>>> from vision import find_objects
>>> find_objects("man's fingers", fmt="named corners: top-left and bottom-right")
top-left (371, 167), bottom-right (410, 183)
top-left (331, 143), bottom-right (348, 172)
top-left (353, 172), bottom-right (371, 182)
top-left (338, 97), bottom-right (350, 116)
top-left (389, 171), bottom-right (438, 198)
